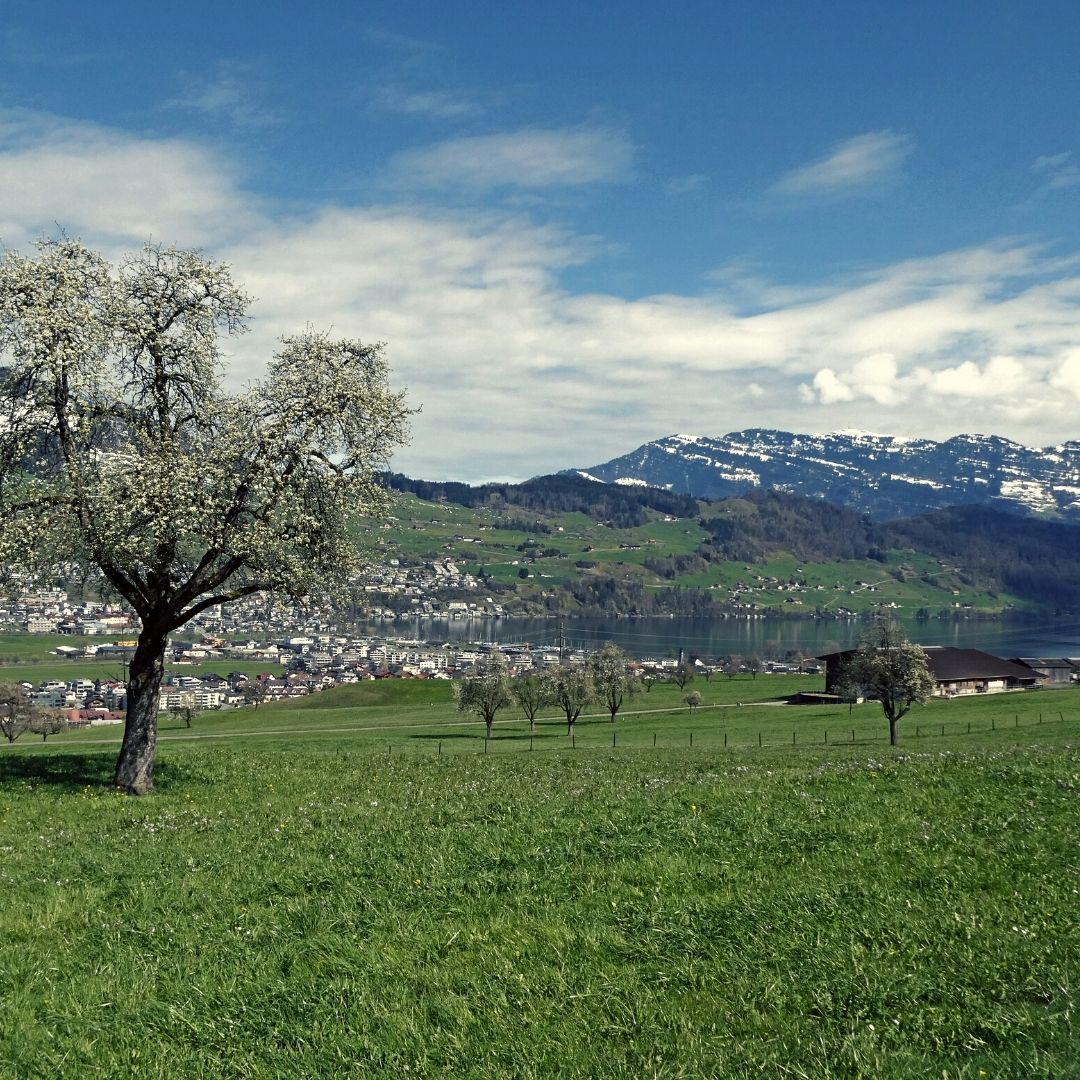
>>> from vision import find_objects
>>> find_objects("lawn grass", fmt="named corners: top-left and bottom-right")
top-left (0, 656), bottom-right (284, 686)
top-left (29, 676), bottom-right (1079, 759)
top-left (1, 719), bottom-right (1076, 1078)
top-left (0, 633), bottom-right (119, 664)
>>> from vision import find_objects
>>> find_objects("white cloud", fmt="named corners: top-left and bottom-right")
top-left (1049, 348), bottom-right (1080, 400)
top-left (800, 354), bottom-right (1031, 409)
top-left (1033, 150), bottom-right (1080, 191)
top-left (666, 173), bottom-right (709, 195)
top-left (805, 368), bottom-right (855, 404)
top-left (773, 130), bottom-right (913, 196)
top-left (387, 125), bottom-right (635, 190)
top-left (5, 108), bottom-right (1080, 480)
top-left (0, 107), bottom-right (258, 250)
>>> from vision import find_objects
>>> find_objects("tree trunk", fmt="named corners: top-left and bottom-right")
top-left (485, 715), bottom-right (494, 739)
top-left (889, 716), bottom-right (898, 746)
top-left (114, 629), bottom-right (168, 795)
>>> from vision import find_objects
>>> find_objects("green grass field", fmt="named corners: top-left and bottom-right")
top-left (2, 686), bottom-right (1077, 1078)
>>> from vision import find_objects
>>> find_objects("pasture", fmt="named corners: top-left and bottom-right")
top-left (1, 686), bottom-right (1077, 1078)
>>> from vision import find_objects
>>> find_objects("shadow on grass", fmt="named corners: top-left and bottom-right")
top-left (410, 732), bottom-right (481, 741)
top-left (0, 750), bottom-right (117, 791)
top-left (0, 750), bottom-right (189, 793)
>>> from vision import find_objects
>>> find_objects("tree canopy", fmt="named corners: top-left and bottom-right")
top-left (844, 616), bottom-right (935, 745)
top-left (542, 665), bottom-right (594, 735)
top-left (0, 238), bottom-right (412, 792)
top-left (588, 642), bottom-right (638, 723)
top-left (454, 652), bottom-right (513, 738)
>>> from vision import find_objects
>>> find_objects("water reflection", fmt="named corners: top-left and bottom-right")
top-left (352, 615), bottom-right (1080, 659)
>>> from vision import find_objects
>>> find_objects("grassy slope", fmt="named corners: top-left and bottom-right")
top-left (1, 703), bottom-right (1076, 1078)
top-left (20, 675), bottom-right (1076, 753)
top-left (374, 493), bottom-right (1020, 614)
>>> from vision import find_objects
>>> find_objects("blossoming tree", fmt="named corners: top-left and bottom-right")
top-left (0, 239), bottom-right (412, 793)
top-left (844, 615), bottom-right (935, 745)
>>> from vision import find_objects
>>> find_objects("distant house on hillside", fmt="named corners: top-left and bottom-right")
top-left (820, 645), bottom-right (1043, 698)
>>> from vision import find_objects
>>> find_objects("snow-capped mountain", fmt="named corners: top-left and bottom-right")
top-left (568, 429), bottom-right (1080, 521)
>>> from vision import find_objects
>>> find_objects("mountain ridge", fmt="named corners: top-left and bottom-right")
top-left (566, 429), bottom-right (1080, 521)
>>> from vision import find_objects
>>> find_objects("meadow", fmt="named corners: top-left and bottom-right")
top-left (1, 684), bottom-right (1077, 1077)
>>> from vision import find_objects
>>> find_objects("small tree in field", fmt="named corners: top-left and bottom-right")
top-left (542, 665), bottom-right (594, 735)
top-left (29, 707), bottom-right (66, 742)
top-left (0, 239), bottom-right (412, 793)
top-left (454, 652), bottom-right (513, 739)
top-left (511, 671), bottom-right (548, 733)
top-left (243, 680), bottom-right (269, 712)
top-left (588, 642), bottom-right (639, 723)
top-left (684, 690), bottom-right (702, 714)
top-left (845, 616), bottom-right (934, 746)
top-left (169, 704), bottom-right (198, 729)
top-left (0, 681), bottom-right (32, 743)
top-left (670, 660), bottom-right (693, 690)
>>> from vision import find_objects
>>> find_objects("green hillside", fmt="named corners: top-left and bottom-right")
top-left (363, 480), bottom-right (1044, 619)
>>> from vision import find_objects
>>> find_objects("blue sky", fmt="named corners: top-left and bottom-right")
top-left (3, 1), bottom-right (1080, 480)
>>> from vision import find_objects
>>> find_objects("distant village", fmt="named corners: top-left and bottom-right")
top-left (0, 580), bottom-right (814, 725)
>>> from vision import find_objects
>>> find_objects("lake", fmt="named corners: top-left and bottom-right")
top-left (356, 615), bottom-right (1080, 660)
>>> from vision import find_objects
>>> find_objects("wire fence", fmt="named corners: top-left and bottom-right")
top-left (381, 707), bottom-right (1074, 759)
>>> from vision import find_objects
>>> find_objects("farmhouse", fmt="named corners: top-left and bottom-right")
top-left (1010, 657), bottom-right (1079, 686)
top-left (821, 645), bottom-right (1044, 698)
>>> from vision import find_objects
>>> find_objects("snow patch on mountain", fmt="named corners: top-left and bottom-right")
top-left (568, 429), bottom-right (1080, 522)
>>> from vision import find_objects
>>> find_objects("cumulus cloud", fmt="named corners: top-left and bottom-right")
top-left (387, 125), bottom-right (635, 189)
top-left (0, 107), bottom-right (258, 250)
top-left (1049, 348), bottom-right (1080, 400)
top-left (773, 130), bottom-right (913, 196)
top-left (800, 354), bottom-right (1031, 410)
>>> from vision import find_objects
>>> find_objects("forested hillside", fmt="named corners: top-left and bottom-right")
top-left (884, 505), bottom-right (1080, 611)
top-left (383, 472), bottom-right (698, 529)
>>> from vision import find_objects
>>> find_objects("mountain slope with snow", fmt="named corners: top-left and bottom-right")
top-left (568, 429), bottom-right (1080, 521)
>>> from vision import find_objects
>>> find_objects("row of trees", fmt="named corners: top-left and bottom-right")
top-left (453, 643), bottom-right (643, 737)
top-left (455, 617), bottom-right (936, 747)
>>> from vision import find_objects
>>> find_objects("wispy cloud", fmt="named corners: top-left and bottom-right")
top-left (388, 125), bottom-right (635, 190)
top-left (772, 130), bottom-right (913, 196)
top-left (372, 85), bottom-right (486, 120)
top-left (166, 63), bottom-right (279, 128)
top-left (666, 173), bottom-right (708, 195)
top-left (364, 27), bottom-right (442, 56)
top-left (1033, 151), bottom-right (1080, 191)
